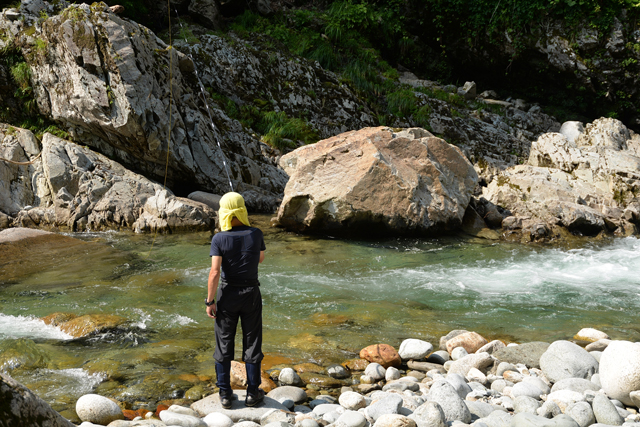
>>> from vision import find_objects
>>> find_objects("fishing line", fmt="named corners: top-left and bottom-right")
top-left (172, 10), bottom-right (235, 192)
top-left (145, 0), bottom-right (175, 258)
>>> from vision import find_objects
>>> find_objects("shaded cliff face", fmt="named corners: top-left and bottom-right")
top-left (401, 2), bottom-right (640, 130)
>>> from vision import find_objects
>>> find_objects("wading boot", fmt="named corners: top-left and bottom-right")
top-left (216, 361), bottom-right (234, 409)
top-left (245, 362), bottom-right (264, 407)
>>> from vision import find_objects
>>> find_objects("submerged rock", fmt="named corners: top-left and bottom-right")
top-left (275, 127), bottom-right (477, 236)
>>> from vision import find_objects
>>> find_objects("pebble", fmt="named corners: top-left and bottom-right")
top-left (451, 347), bottom-right (469, 361)
top-left (427, 351), bottom-right (450, 364)
top-left (513, 395), bottom-right (541, 414)
top-left (373, 413), bottom-right (417, 427)
top-left (428, 379), bottom-right (472, 423)
top-left (159, 410), bottom-right (207, 427)
top-left (592, 393), bottom-right (625, 426)
top-left (386, 367), bottom-right (401, 381)
top-left (339, 391), bottom-right (367, 410)
top-left (511, 382), bottom-right (543, 400)
top-left (365, 394), bottom-right (404, 421)
top-left (279, 368), bottom-right (303, 385)
top-left (203, 412), bottom-right (235, 427)
top-left (327, 364), bottom-right (350, 379)
top-left (76, 394), bottom-right (124, 425)
top-left (336, 410), bottom-right (367, 427)
top-left (399, 339), bottom-right (434, 360)
top-left (365, 363), bottom-right (387, 381)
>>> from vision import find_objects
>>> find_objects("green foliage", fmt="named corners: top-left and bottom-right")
top-left (34, 38), bottom-right (47, 55)
top-left (208, 89), bottom-right (318, 150)
top-left (259, 111), bottom-right (318, 150)
top-left (178, 25), bottom-right (200, 45)
top-left (387, 89), bottom-right (418, 118)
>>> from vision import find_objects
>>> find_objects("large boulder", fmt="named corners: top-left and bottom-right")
top-left (484, 118), bottom-right (640, 239)
top-left (6, 131), bottom-right (216, 232)
top-left (275, 127), bottom-right (478, 236)
top-left (0, 372), bottom-right (75, 427)
top-left (2, 2), bottom-right (287, 210)
top-left (599, 340), bottom-right (640, 406)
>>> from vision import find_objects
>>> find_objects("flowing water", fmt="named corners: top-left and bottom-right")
top-left (1, 215), bottom-right (640, 412)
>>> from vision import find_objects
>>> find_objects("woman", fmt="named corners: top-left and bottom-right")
top-left (206, 192), bottom-right (266, 408)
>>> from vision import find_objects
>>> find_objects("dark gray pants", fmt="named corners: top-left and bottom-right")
top-left (213, 284), bottom-right (263, 364)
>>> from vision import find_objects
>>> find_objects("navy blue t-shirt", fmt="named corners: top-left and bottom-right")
top-left (210, 226), bottom-right (266, 283)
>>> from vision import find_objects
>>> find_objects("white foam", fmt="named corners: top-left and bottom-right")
top-left (0, 314), bottom-right (73, 340)
top-left (32, 368), bottom-right (105, 400)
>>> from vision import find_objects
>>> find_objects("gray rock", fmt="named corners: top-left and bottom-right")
top-left (522, 377), bottom-right (551, 395)
top-left (203, 412), bottom-right (235, 427)
top-left (0, 372), bottom-right (75, 427)
top-left (336, 410), bottom-right (367, 427)
top-left (537, 400), bottom-right (562, 419)
top-left (492, 342), bottom-right (550, 369)
top-left (565, 401), bottom-right (595, 427)
top-left (191, 390), bottom-right (289, 422)
top-left (491, 380), bottom-right (509, 393)
top-left (313, 403), bottom-right (342, 417)
top-left (446, 373), bottom-right (473, 399)
top-left (261, 409), bottom-right (296, 425)
top-left (448, 353), bottom-right (494, 377)
top-left (339, 391), bottom-right (366, 411)
top-left (409, 401), bottom-right (447, 427)
top-left (590, 351), bottom-right (602, 363)
top-left (187, 191), bottom-right (221, 211)
top-left (159, 410), bottom-right (207, 427)
top-left (427, 351), bottom-right (450, 364)
top-left (586, 340), bottom-right (611, 352)
top-left (466, 400), bottom-right (495, 418)
top-left (452, 347), bottom-right (470, 361)
top-left (277, 368), bottom-right (302, 386)
top-left (539, 341), bottom-right (598, 383)
top-left (477, 410), bottom-right (512, 427)
top-left (386, 367), bottom-right (401, 381)
top-left (328, 364), bottom-right (350, 379)
top-left (591, 374), bottom-right (602, 388)
top-left (477, 341), bottom-right (506, 355)
top-left (511, 413), bottom-right (580, 427)
top-left (496, 362), bottom-right (518, 377)
top-left (559, 121), bottom-right (585, 144)
top-left (365, 394), bottom-right (404, 422)
top-left (546, 391), bottom-right (586, 413)
top-left (592, 393), bottom-right (624, 426)
top-left (427, 379), bottom-right (472, 423)
top-left (76, 393), bottom-right (124, 425)
top-left (512, 382), bottom-right (544, 400)
top-left (458, 81), bottom-right (477, 100)
top-left (399, 339), bottom-right (434, 360)
top-left (235, 422), bottom-right (261, 427)
top-left (268, 386), bottom-right (307, 404)
top-left (365, 363), bottom-right (387, 381)
top-left (513, 396), bottom-right (541, 414)
top-left (309, 396), bottom-right (337, 408)
top-left (550, 378), bottom-right (601, 394)
top-left (297, 420), bottom-right (319, 427)
top-left (373, 414), bottom-right (417, 427)
top-left (600, 341), bottom-right (640, 406)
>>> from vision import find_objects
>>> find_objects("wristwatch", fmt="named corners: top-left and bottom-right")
top-left (205, 298), bottom-right (215, 306)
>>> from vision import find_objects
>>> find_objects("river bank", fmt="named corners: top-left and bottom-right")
top-left (5, 327), bottom-right (640, 427)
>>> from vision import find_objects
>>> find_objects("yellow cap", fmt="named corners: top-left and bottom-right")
top-left (218, 192), bottom-right (250, 231)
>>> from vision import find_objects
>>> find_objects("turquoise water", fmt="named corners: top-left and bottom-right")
top-left (1, 215), bottom-right (640, 411)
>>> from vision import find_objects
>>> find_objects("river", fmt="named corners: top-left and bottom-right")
top-left (1, 215), bottom-right (639, 412)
